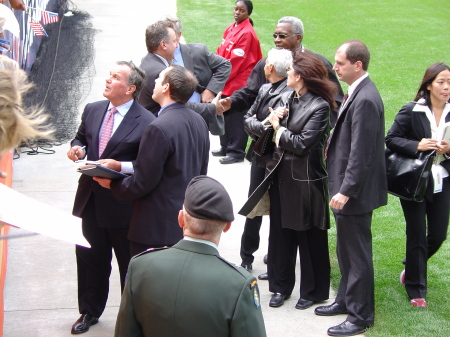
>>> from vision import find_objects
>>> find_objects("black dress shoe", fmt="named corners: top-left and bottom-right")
top-left (240, 263), bottom-right (252, 271)
top-left (327, 320), bottom-right (369, 336)
top-left (263, 254), bottom-right (268, 264)
top-left (295, 298), bottom-right (314, 310)
top-left (315, 302), bottom-right (348, 316)
top-left (71, 313), bottom-right (99, 334)
top-left (269, 293), bottom-right (290, 307)
top-left (211, 148), bottom-right (226, 156)
top-left (219, 156), bottom-right (244, 164)
top-left (258, 272), bottom-right (268, 280)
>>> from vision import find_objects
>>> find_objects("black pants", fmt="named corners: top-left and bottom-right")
top-left (77, 196), bottom-right (130, 318)
top-left (334, 211), bottom-right (374, 327)
top-left (268, 179), bottom-right (330, 301)
top-left (240, 158), bottom-right (266, 264)
top-left (219, 99), bottom-right (248, 159)
top-left (400, 178), bottom-right (450, 299)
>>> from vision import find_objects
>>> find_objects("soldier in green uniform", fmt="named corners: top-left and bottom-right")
top-left (115, 175), bottom-right (266, 337)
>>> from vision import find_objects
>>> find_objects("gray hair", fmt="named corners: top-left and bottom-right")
top-left (116, 61), bottom-right (145, 98)
top-left (267, 49), bottom-right (292, 78)
top-left (163, 16), bottom-right (182, 35)
top-left (278, 16), bottom-right (304, 36)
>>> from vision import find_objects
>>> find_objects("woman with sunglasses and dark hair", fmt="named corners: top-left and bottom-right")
top-left (214, 0), bottom-right (262, 164)
top-left (243, 50), bottom-right (337, 309)
top-left (386, 63), bottom-right (450, 308)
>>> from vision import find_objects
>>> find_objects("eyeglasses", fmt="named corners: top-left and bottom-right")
top-left (272, 33), bottom-right (297, 39)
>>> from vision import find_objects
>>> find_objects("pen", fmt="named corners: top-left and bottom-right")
top-left (75, 146), bottom-right (86, 156)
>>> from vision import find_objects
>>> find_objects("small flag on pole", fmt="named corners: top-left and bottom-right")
top-left (29, 22), bottom-right (48, 37)
top-left (41, 11), bottom-right (59, 25)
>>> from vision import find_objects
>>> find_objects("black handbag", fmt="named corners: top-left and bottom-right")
top-left (385, 148), bottom-right (436, 202)
top-left (253, 127), bottom-right (274, 156)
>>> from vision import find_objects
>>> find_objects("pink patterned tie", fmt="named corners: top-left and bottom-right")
top-left (98, 107), bottom-right (118, 157)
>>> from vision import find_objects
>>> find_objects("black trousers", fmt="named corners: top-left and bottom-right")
top-left (334, 211), bottom-right (374, 327)
top-left (219, 100), bottom-right (248, 159)
top-left (268, 179), bottom-right (330, 300)
top-left (240, 157), bottom-right (266, 264)
top-left (400, 178), bottom-right (450, 299)
top-left (77, 195), bottom-right (130, 318)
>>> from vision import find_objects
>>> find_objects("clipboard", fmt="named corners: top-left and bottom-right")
top-left (77, 164), bottom-right (128, 179)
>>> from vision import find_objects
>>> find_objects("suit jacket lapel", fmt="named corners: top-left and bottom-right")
top-left (100, 100), bottom-right (142, 159)
top-left (180, 44), bottom-right (194, 72)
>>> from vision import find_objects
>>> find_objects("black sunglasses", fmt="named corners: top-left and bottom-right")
top-left (272, 33), bottom-right (297, 39)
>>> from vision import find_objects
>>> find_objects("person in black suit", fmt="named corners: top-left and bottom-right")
top-left (114, 175), bottom-right (267, 337)
top-left (67, 61), bottom-right (155, 334)
top-left (164, 16), bottom-right (231, 103)
top-left (386, 63), bottom-right (450, 309)
top-left (138, 20), bottom-right (225, 135)
top-left (95, 65), bottom-right (210, 257)
top-left (314, 40), bottom-right (387, 337)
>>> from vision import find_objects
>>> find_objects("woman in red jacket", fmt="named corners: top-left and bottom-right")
top-left (213, 0), bottom-right (262, 164)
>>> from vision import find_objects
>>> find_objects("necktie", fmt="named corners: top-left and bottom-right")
top-left (98, 107), bottom-right (118, 157)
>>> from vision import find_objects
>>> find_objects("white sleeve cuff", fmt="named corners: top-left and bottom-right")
top-left (120, 161), bottom-right (134, 174)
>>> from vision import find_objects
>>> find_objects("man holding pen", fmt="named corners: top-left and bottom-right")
top-left (67, 61), bottom-right (154, 334)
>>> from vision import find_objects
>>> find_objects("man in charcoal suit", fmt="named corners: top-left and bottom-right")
top-left (138, 20), bottom-right (226, 135)
top-left (67, 61), bottom-right (155, 334)
top-left (314, 40), bottom-right (387, 336)
top-left (95, 65), bottom-right (210, 257)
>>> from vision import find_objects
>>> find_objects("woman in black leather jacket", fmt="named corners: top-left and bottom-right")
top-left (239, 48), bottom-right (293, 273)
top-left (246, 49), bottom-right (337, 309)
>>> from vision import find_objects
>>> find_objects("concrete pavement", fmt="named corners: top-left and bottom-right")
top-left (3, 1), bottom-right (348, 336)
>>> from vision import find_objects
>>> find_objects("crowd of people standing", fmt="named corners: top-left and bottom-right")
top-left (2, 0), bottom-right (447, 336)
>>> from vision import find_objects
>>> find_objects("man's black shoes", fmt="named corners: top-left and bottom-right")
top-left (71, 313), bottom-right (99, 334)
top-left (327, 320), bottom-right (370, 336)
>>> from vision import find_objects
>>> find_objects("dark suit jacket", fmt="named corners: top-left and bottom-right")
top-left (386, 100), bottom-right (450, 178)
top-left (110, 103), bottom-right (210, 245)
top-left (114, 240), bottom-right (267, 337)
top-left (180, 43), bottom-right (231, 95)
top-left (327, 77), bottom-right (387, 215)
top-left (138, 51), bottom-right (223, 135)
top-left (71, 100), bottom-right (155, 228)
top-left (138, 53), bottom-right (167, 115)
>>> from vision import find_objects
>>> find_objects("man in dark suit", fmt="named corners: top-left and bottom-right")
top-left (95, 65), bottom-right (210, 257)
top-left (138, 20), bottom-right (225, 135)
top-left (138, 21), bottom-right (178, 115)
top-left (165, 17), bottom-right (231, 103)
top-left (314, 40), bottom-right (387, 336)
top-left (114, 175), bottom-right (266, 337)
top-left (67, 61), bottom-right (155, 334)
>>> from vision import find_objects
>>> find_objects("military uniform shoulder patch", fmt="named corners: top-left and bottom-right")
top-left (250, 280), bottom-right (260, 309)
top-left (133, 246), bottom-right (169, 259)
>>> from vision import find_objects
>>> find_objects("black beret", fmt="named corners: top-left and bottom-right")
top-left (184, 175), bottom-right (234, 222)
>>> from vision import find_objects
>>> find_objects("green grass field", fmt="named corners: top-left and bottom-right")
top-left (178, 1), bottom-right (450, 336)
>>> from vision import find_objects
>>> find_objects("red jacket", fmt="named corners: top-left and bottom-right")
top-left (216, 18), bottom-right (262, 95)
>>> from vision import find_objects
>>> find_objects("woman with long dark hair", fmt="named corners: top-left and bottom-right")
top-left (242, 50), bottom-right (336, 308)
top-left (385, 62), bottom-right (450, 308)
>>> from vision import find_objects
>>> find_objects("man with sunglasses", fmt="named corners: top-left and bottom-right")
top-left (223, 16), bottom-right (343, 279)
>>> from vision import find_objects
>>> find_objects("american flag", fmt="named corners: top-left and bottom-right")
top-left (29, 22), bottom-right (48, 37)
top-left (41, 11), bottom-right (59, 25)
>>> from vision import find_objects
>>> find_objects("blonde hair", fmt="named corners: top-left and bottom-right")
top-left (0, 56), bottom-right (53, 154)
